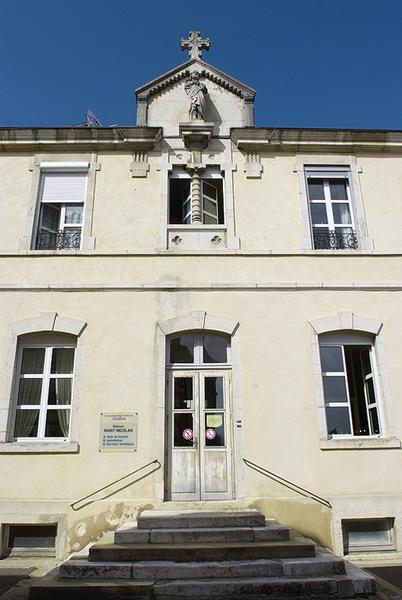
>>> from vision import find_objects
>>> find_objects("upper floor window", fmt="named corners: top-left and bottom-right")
top-left (34, 165), bottom-right (88, 250)
top-left (12, 333), bottom-right (76, 440)
top-left (305, 168), bottom-right (358, 250)
top-left (319, 332), bottom-right (380, 437)
top-left (169, 170), bottom-right (224, 225)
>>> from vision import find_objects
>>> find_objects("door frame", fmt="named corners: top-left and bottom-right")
top-left (154, 312), bottom-right (242, 503)
top-left (166, 368), bottom-right (233, 501)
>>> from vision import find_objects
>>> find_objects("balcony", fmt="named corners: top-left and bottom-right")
top-left (313, 230), bottom-right (358, 250)
top-left (35, 230), bottom-right (81, 251)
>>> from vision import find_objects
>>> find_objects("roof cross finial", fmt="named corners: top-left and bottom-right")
top-left (180, 31), bottom-right (210, 60)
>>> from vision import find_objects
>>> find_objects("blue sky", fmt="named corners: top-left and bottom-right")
top-left (1, 0), bottom-right (402, 129)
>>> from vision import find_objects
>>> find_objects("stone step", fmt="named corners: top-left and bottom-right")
top-left (115, 523), bottom-right (290, 545)
top-left (29, 578), bottom-right (152, 600)
top-left (60, 549), bottom-right (346, 580)
top-left (151, 565), bottom-right (376, 599)
top-left (89, 537), bottom-right (316, 562)
top-left (137, 509), bottom-right (266, 529)
top-left (32, 565), bottom-right (376, 600)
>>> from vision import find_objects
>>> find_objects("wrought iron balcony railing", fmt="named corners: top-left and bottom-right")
top-left (313, 229), bottom-right (358, 250)
top-left (35, 230), bottom-right (81, 250)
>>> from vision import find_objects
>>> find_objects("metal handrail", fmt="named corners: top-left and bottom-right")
top-left (243, 458), bottom-right (332, 509)
top-left (71, 459), bottom-right (161, 511)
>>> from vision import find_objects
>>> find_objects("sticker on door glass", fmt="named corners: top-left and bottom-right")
top-left (205, 428), bottom-right (216, 440)
top-left (206, 414), bottom-right (222, 428)
top-left (182, 428), bottom-right (193, 441)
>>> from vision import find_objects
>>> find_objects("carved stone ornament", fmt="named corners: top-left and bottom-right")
top-left (180, 31), bottom-right (210, 60)
top-left (185, 72), bottom-right (208, 121)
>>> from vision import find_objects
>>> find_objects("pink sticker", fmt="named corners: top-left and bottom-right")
top-left (206, 428), bottom-right (216, 440)
top-left (182, 428), bottom-right (193, 441)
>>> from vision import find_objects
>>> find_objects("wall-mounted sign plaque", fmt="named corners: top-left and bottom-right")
top-left (99, 413), bottom-right (138, 452)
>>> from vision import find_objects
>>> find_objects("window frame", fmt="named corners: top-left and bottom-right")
top-left (168, 169), bottom-right (225, 226)
top-left (319, 336), bottom-right (381, 439)
top-left (34, 166), bottom-right (88, 251)
top-left (11, 337), bottom-right (76, 442)
top-left (342, 518), bottom-right (396, 554)
top-left (305, 168), bottom-right (357, 250)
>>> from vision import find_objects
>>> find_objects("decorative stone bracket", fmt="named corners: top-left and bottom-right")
top-left (244, 151), bottom-right (263, 178)
top-left (130, 151), bottom-right (150, 178)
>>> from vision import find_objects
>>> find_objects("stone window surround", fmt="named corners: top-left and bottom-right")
top-left (294, 161), bottom-right (373, 252)
top-left (309, 311), bottom-right (400, 450)
top-left (155, 311), bottom-right (243, 500)
top-left (0, 512), bottom-right (67, 559)
top-left (0, 312), bottom-right (87, 452)
top-left (158, 139), bottom-right (240, 250)
top-left (20, 155), bottom-right (100, 252)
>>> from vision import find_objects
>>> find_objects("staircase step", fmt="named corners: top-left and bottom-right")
top-left (152, 569), bottom-right (376, 599)
top-left (115, 523), bottom-right (289, 545)
top-left (29, 578), bottom-right (152, 600)
top-left (61, 549), bottom-right (345, 580)
top-left (89, 537), bottom-right (316, 562)
top-left (137, 509), bottom-right (266, 529)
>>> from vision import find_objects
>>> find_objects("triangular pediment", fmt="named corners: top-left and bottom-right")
top-left (135, 59), bottom-right (256, 133)
top-left (136, 59), bottom-right (255, 100)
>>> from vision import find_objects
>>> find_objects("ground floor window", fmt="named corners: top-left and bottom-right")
top-left (342, 518), bottom-right (395, 554)
top-left (3, 524), bottom-right (57, 556)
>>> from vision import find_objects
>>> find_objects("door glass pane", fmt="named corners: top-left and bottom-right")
top-left (174, 378), bottom-right (193, 409)
top-left (65, 204), bottom-right (83, 224)
top-left (325, 406), bottom-right (351, 435)
top-left (308, 179), bottom-right (324, 200)
top-left (205, 413), bottom-right (225, 446)
top-left (170, 336), bottom-right (194, 363)
top-left (205, 377), bottom-right (224, 409)
top-left (203, 335), bottom-right (228, 363)
top-left (323, 376), bottom-right (348, 402)
top-left (174, 413), bottom-right (194, 447)
top-left (329, 179), bottom-right (348, 200)
top-left (45, 409), bottom-right (70, 437)
top-left (332, 203), bottom-right (351, 224)
top-left (14, 409), bottom-right (39, 437)
top-left (320, 346), bottom-right (343, 373)
top-left (51, 348), bottom-right (75, 374)
top-left (310, 203), bottom-right (328, 224)
top-left (21, 348), bottom-right (45, 374)
top-left (17, 379), bottom-right (42, 405)
top-left (48, 379), bottom-right (72, 405)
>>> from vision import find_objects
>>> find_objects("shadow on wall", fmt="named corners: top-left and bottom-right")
top-left (252, 497), bottom-right (332, 550)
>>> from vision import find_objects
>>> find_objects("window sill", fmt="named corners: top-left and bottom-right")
top-left (0, 441), bottom-right (79, 453)
top-left (320, 437), bottom-right (401, 450)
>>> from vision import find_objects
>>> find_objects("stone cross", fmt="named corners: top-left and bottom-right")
top-left (180, 31), bottom-right (210, 60)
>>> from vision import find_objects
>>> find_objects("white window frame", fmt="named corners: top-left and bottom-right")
top-left (305, 170), bottom-right (357, 249)
top-left (320, 337), bottom-right (381, 439)
top-left (168, 169), bottom-right (225, 226)
top-left (309, 312), bottom-right (400, 450)
top-left (12, 338), bottom-right (76, 442)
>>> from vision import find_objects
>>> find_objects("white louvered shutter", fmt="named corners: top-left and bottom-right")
top-left (40, 172), bottom-right (87, 203)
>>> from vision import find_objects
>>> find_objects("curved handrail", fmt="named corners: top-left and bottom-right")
top-left (243, 458), bottom-right (332, 509)
top-left (71, 459), bottom-right (161, 511)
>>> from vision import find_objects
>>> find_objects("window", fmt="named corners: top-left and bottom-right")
top-left (305, 169), bottom-right (358, 250)
top-left (34, 167), bottom-right (87, 250)
top-left (167, 333), bottom-right (230, 365)
top-left (4, 524), bottom-right (57, 556)
top-left (12, 333), bottom-right (76, 440)
top-left (319, 333), bottom-right (380, 437)
top-left (169, 172), bottom-right (224, 225)
top-left (342, 519), bottom-right (395, 554)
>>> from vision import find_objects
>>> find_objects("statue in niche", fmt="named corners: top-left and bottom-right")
top-left (185, 72), bottom-right (208, 120)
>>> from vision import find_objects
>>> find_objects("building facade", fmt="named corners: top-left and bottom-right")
top-left (0, 32), bottom-right (402, 565)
